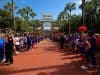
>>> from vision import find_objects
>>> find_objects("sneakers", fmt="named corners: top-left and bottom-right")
top-left (3, 61), bottom-right (8, 63)
top-left (88, 64), bottom-right (96, 68)
top-left (0, 58), bottom-right (6, 63)
top-left (81, 65), bottom-right (88, 70)
top-left (8, 62), bottom-right (13, 64)
top-left (15, 51), bottom-right (20, 54)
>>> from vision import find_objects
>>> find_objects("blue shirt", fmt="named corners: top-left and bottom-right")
top-left (0, 38), bottom-right (5, 49)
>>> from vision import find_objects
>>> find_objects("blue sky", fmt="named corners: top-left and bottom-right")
top-left (0, 0), bottom-right (82, 20)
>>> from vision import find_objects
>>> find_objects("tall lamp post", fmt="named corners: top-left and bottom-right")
top-left (78, 0), bottom-right (88, 33)
top-left (82, 0), bottom-right (85, 25)
top-left (11, 0), bottom-right (15, 33)
top-left (96, 1), bottom-right (100, 20)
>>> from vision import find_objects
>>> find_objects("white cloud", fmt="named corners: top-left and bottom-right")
top-left (75, 0), bottom-right (91, 6)
top-left (86, 0), bottom-right (91, 2)
top-left (76, 0), bottom-right (82, 6)
top-left (74, 0), bottom-right (91, 15)
top-left (71, 0), bottom-right (82, 15)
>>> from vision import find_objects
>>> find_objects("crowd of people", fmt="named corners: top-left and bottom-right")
top-left (52, 32), bottom-right (100, 70)
top-left (0, 31), bottom-right (100, 70)
top-left (0, 32), bottom-right (44, 65)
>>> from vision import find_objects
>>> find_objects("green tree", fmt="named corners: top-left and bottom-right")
top-left (0, 9), bottom-right (12, 32)
top-left (17, 6), bottom-right (37, 32)
top-left (57, 10), bottom-right (69, 32)
top-left (30, 12), bottom-right (36, 19)
top-left (64, 2), bottom-right (76, 33)
top-left (17, 6), bottom-right (36, 20)
top-left (81, 0), bottom-right (100, 33)
top-left (24, 6), bottom-right (32, 20)
top-left (3, 2), bottom-right (17, 13)
top-left (64, 2), bottom-right (76, 17)
top-left (17, 8), bottom-right (26, 19)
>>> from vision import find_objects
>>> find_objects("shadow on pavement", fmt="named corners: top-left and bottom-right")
top-left (37, 72), bottom-right (49, 75)
top-left (0, 60), bottom-right (88, 75)
top-left (0, 39), bottom-right (100, 75)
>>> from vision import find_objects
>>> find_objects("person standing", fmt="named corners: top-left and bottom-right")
top-left (14, 34), bottom-right (20, 52)
top-left (79, 34), bottom-right (91, 70)
top-left (0, 34), bottom-right (5, 62)
top-left (59, 34), bottom-right (65, 49)
top-left (88, 32), bottom-right (97, 68)
top-left (4, 34), bottom-right (14, 64)
top-left (26, 33), bottom-right (32, 50)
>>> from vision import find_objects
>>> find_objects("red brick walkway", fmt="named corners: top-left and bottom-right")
top-left (0, 39), bottom-right (99, 75)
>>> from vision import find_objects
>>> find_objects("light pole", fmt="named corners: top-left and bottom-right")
top-left (11, 0), bottom-right (15, 33)
top-left (96, 1), bottom-right (100, 31)
top-left (62, 14), bottom-right (65, 33)
top-left (78, 0), bottom-right (87, 34)
top-left (69, 12), bottom-right (71, 34)
top-left (82, 0), bottom-right (85, 25)
top-left (96, 1), bottom-right (100, 14)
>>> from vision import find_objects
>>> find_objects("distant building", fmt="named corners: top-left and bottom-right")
top-left (40, 13), bottom-right (54, 22)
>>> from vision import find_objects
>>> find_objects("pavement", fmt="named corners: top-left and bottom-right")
top-left (0, 38), bottom-right (100, 75)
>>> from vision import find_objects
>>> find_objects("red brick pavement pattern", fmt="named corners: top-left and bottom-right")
top-left (0, 39), bottom-right (99, 75)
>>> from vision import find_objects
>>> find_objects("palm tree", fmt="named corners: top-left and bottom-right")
top-left (3, 1), bottom-right (17, 15)
top-left (30, 12), bottom-right (36, 19)
top-left (17, 6), bottom-right (33, 20)
top-left (57, 11), bottom-right (64, 32)
top-left (64, 2), bottom-right (76, 33)
top-left (83, 0), bottom-right (100, 32)
top-left (24, 6), bottom-right (32, 20)
top-left (60, 10), bottom-right (66, 32)
top-left (0, 9), bottom-right (11, 31)
top-left (57, 14), bottom-right (61, 26)
top-left (30, 12), bottom-right (36, 32)
top-left (17, 8), bottom-right (26, 19)
top-left (3, 2), bottom-right (12, 12)
top-left (57, 12), bottom-right (63, 27)
top-left (17, 6), bottom-right (37, 32)
top-left (3, 0), bottom-right (17, 32)
top-left (82, 0), bottom-right (85, 25)
top-left (64, 2), bottom-right (76, 17)
top-left (57, 10), bottom-right (69, 25)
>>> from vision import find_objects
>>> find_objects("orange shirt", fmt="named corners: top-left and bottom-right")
top-left (96, 37), bottom-right (100, 47)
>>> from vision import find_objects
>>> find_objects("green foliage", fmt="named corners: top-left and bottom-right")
top-left (0, 1), bottom-right (37, 33)
top-left (57, 2), bottom-right (76, 33)
top-left (17, 6), bottom-right (36, 20)
top-left (57, 0), bottom-right (100, 33)
top-left (64, 2), bottom-right (76, 15)
top-left (0, 9), bottom-right (12, 32)
top-left (84, 0), bottom-right (100, 33)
